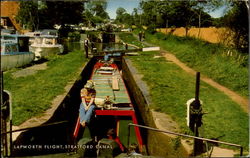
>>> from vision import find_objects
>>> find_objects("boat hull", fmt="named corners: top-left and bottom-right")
top-left (30, 45), bottom-right (64, 60)
top-left (1, 52), bottom-right (35, 71)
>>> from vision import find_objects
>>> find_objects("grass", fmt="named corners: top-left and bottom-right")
top-left (119, 33), bottom-right (249, 152)
top-left (118, 33), bottom-right (147, 48)
top-left (145, 32), bottom-right (248, 97)
top-left (3, 49), bottom-right (87, 125)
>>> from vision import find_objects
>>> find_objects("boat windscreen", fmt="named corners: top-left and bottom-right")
top-left (18, 37), bottom-right (29, 52)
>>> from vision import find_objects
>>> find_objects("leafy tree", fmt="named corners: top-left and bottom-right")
top-left (115, 7), bottom-right (127, 23)
top-left (44, 1), bottom-right (84, 26)
top-left (222, 1), bottom-right (249, 53)
top-left (17, 1), bottom-right (85, 30)
top-left (116, 7), bottom-right (126, 17)
top-left (132, 8), bottom-right (140, 27)
top-left (83, 1), bottom-right (109, 26)
top-left (16, 1), bottom-right (39, 31)
top-left (138, 0), bottom-right (221, 36)
top-left (82, 10), bottom-right (95, 27)
top-left (115, 7), bottom-right (133, 27)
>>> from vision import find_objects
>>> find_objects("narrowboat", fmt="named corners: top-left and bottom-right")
top-left (73, 57), bottom-right (144, 157)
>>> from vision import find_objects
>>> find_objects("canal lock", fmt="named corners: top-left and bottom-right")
top-left (11, 32), bottom-right (188, 157)
top-left (11, 56), bottom-right (186, 157)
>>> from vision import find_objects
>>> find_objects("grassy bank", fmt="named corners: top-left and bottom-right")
top-left (4, 49), bottom-right (87, 125)
top-left (119, 33), bottom-right (249, 151)
top-left (145, 32), bottom-right (248, 97)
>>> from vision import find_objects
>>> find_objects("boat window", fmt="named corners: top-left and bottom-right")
top-left (11, 45), bottom-right (18, 52)
top-left (35, 38), bottom-right (43, 44)
top-left (45, 38), bottom-right (53, 45)
top-left (3, 36), bottom-right (15, 41)
top-left (5, 45), bottom-right (11, 53)
top-left (18, 38), bottom-right (29, 52)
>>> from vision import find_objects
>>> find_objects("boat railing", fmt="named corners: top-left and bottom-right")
top-left (127, 123), bottom-right (243, 157)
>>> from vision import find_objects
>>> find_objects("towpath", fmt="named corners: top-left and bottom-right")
top-left (133, 33), bottom-right (248, 113)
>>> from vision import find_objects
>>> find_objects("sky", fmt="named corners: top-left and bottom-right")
top-left (106, 0), bottom-right (140, 19)
top-left (106, 0), bottom-right (226, 19)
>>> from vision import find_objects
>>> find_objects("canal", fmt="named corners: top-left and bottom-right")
top-left (8, 40), bottom-right (186, 157)
top-left (9, 41), bottom-right (143, 157)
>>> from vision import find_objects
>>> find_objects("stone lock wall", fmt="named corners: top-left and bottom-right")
top-left (122, 57), bottom-right (188, 157)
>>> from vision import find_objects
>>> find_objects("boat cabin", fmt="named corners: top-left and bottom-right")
top-left (1, 34), bottom-right (30, 52)
top-left (33, 36), bottom-right (58, 46)
top-left (1, 43), bottom-right (19, 54)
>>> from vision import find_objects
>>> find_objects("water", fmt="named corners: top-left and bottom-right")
top-left (63, 42), bottom-right (84, 53)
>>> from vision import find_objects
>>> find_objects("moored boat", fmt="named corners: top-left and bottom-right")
top-left (73, 57), bottom-right (144, 157)
top-left (24, 31), bottom-right (42, 45)
top-left (1, 42), bottom-right (35, 71)
top-left (29, 35), bottom-right (64, 60)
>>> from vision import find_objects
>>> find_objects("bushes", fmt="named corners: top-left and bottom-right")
top-left (68, 31), bottom-right (81, 41)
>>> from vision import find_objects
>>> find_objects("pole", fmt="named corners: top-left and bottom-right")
top-left (194, 72), bottom-right (202, 156)
top-left (195, 72), bottom-right (200, 101)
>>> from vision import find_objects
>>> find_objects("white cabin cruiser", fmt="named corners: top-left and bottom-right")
top-left (29, 35), bottom-right (64, 60)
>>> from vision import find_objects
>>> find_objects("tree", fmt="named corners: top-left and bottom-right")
top-left (16, 1), bottom-right (39, 31)
top-left (222, 1), bottom-right (249, 53)
top-left (132, 8), bottom-right (140, 27)
top-left (17, 1), bottom-right (85, 30)
top-left (116, 7), bottom-right (126, 17)
top-left (83, 1), bottom-right (109, 26)
top-left (115, 7), bottom-right (126, 23)
top-left (115, 8), bottom-right (133, 27)
top-left (44, 1), bottom-right (85, 26)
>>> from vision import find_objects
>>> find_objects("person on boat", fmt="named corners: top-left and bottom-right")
top-left (106, 128), bottom-right (125, 152)
top-left (104, 52), bottom-right (110, 62)
top-left (79, 80), bottom-right (96, 127)
top-left (103, 52), bottom-right (114, 67)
